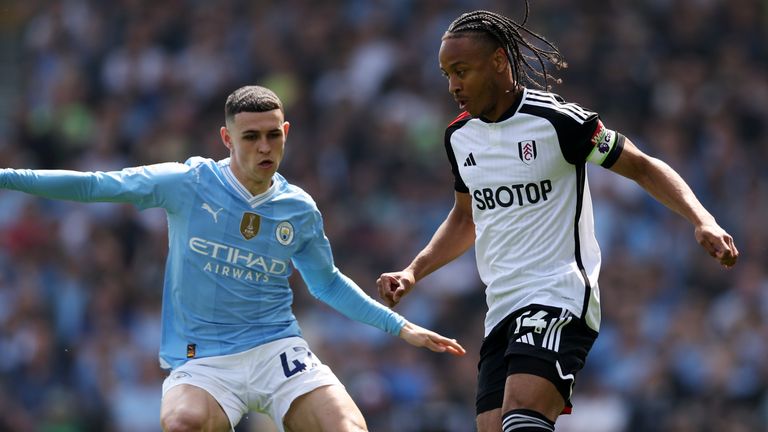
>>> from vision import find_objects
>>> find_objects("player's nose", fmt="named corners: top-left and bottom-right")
top-left (448, 76), bottom-right (461, 94)
top-left (256, 138), bottom-right (271, 153)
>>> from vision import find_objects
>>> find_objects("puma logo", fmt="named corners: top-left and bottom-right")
top-left (201, 203), bottom-right (223, 223)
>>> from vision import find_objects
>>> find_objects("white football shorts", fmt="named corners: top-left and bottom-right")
top-left (161, 336), bottom-right (343, 432)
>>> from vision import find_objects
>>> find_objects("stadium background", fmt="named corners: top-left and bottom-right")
top-left (0, 0), bottom-right (766, 431)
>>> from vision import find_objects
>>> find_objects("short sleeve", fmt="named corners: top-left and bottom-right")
top-left (444, 115), bottom-right (471, 193)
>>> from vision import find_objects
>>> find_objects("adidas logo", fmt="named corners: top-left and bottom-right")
top-left (463, 153), bottom-right (477, 167)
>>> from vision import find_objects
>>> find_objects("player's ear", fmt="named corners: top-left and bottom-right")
top-left (282, 121), bottom-right (290, 138)
top-left (220, 126), bottom-right (233, 150)
top-left (492, 47), bottom-right (508, 74)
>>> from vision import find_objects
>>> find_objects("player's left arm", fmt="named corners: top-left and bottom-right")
top-left (304, 270), bottom-right (465, 355)
top-left (608, 137), bottom-right (739, 268)
top-left (293, 211), bottom-right (465, 355)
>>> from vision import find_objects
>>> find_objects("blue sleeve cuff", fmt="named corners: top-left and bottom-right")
top-left (307, 270), bottom-right (406, 336)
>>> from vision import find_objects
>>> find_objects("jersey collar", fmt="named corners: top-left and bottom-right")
top-left (221, 160), bottom-right (278, 208)
top-left (479, 88), bottom-right (525, 123)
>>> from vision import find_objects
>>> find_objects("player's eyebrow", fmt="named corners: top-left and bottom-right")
top-left (241, 127), bottom-right (281, 136)
top-left (245, 125), bottom-right (280, 132)
top-left (440, 60), bottom-right (468, 71)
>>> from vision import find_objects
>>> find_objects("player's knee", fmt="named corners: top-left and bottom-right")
top-left (160, 406), bottom-right (209, 432)
top-left (502, 408), bottom-right (555, 431)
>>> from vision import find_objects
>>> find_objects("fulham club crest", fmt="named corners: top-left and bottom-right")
top-left (518, 140), bottom-right (537, 165)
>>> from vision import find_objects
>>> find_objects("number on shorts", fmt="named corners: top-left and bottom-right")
top-left (280, 351), bottom-right (307, 378)
top-left (513, 309), bottom-right (572, 352)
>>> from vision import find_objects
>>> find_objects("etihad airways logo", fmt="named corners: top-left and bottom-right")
top-left (188, 237), bottom-right (288, 276)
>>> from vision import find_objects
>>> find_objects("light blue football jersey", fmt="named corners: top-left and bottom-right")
top-left (1, 157), bottom-right (405, 369)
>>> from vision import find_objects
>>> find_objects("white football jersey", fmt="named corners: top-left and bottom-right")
top-left (444, 88), bottom-right (624, 336)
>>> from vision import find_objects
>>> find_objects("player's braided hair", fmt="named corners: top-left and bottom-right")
top-left (445, 5), bottom-right (566, 89)
top-left (225, 85), bottom-right (284, 122)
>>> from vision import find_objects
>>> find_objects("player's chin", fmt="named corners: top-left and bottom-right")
top-left (464, 104), bottom-right (480, 117)
top-left (258, 165), bottom-right (276, 175)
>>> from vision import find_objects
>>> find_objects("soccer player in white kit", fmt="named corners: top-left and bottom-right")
top-left (377, 7), bottom-right (738, 432)
top-left (0, 85), bottom-right (465, 432)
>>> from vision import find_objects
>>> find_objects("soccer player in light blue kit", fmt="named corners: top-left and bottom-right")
top-left (0, 85), bottom-right (466, 432)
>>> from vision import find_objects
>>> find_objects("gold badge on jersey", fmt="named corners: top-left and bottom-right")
top-left (240, 212), bottom-right (261, 240)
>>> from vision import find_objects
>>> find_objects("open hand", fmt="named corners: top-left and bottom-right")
top-left (398, 322), bottom-right (466, 356)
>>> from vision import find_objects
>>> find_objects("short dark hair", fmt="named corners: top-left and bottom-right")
top-left (445, 5), bottom-right (566, 89)
top-left (225, 86), bottom-right (284, 123)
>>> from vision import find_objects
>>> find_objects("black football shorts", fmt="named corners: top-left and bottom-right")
top-left (476, 304), bottom-right (598, 415)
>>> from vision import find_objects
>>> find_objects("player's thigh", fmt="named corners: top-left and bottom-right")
top-left (503, 373), bottom-right (564, 420)
top-left (476, 304), bottom-right (596, 425)
top-left (283, 384), bottom-right (367, 432)
top-left (475, 374), bottom-right (563, 431)
top-left (476, 408), bottom-right (502, 432)
top-left (161, 384), bottom-right (231, 432)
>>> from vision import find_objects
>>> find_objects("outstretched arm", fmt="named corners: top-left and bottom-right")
top-left (609, 138), bottom-right (738, 268)
top-left (293, 211), bottom-right (466, 356)
top-left (377, 191), bottom-right (475, 307)
top-left (303, 271), bottom-right (465, 356)
top-left (0, 163), bottom-right (188, 209)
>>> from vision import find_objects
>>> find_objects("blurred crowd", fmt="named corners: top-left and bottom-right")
top-left (0, 0), bottom-right (766, 431)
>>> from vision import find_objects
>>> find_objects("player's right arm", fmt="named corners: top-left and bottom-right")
top-left (0, 163), bottom-right (189, 210)
top-left (377, 191), bottom-right (475, 307)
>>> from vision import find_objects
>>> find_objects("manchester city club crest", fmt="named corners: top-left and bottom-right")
top-left (518, 140), bottom-right (537, 165)
top-left (276, 221), bottom-right (294, 245)
top-left (240, 212), bottom-right (261, 240)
